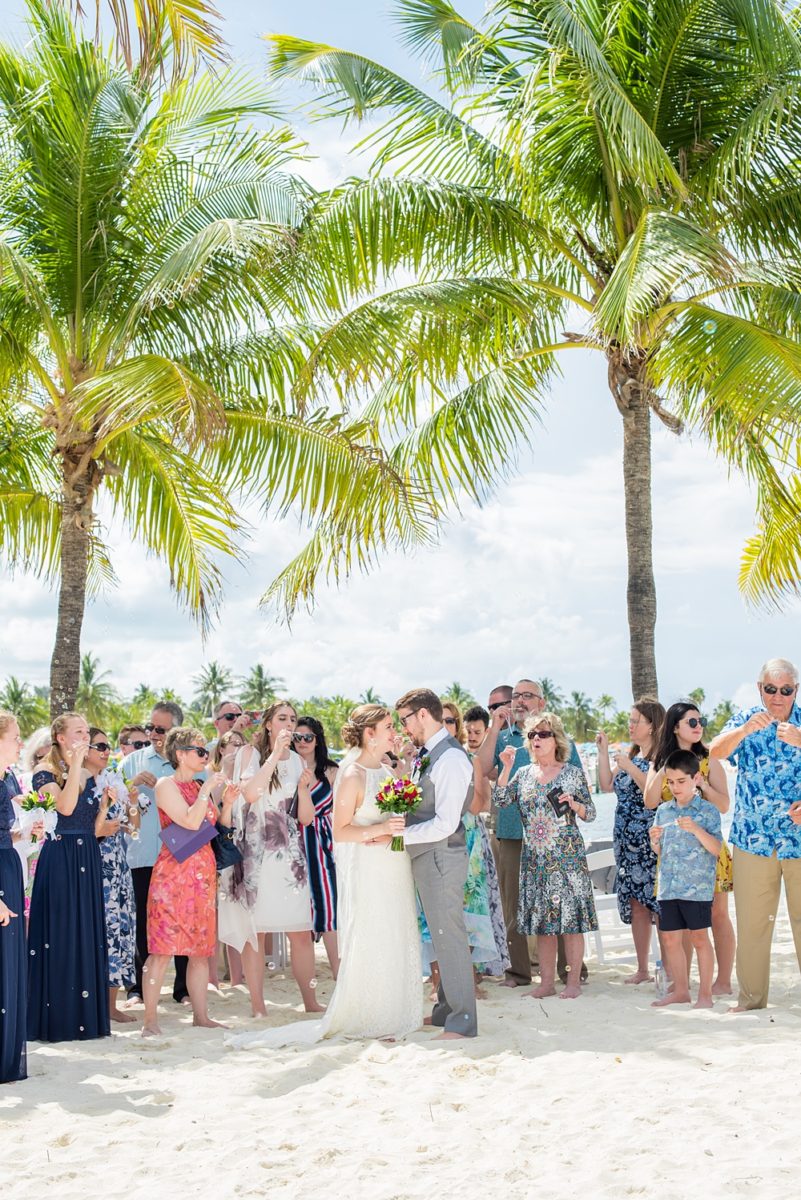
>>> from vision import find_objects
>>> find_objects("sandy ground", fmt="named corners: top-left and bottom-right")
top-left (3, 906), bottom-right (801, 1200)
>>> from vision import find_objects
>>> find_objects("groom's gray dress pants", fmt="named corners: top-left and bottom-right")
top-left (412, 846), bottom-right (478, 1037)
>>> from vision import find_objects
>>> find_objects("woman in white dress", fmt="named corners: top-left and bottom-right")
top-left (227, 704), bottom-right (423, 1046)
top-left (218, 702), bottom-right (322, 1015)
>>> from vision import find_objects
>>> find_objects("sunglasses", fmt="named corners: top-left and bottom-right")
top-left (527, 730), bottom-right (554, 740)
top-left (219, 712), bottom-right (243, 722)
top-left (761, 684), bottom-right (797, 697)
top-left (89, 742), bottom-right (112, 753)
top-left (684, 717), bottom-right (707, 730)
top-left (293, 733), bottom-right (315, 744)
top-left (184, 745), bottom-right (209, 758)
top-left (145, 724), bottom-right (169, 736)
top-left (443, 717), bottom-right (457, 727)
top-left (488, 701), bottom-right (510, 711)
top-left (129, 739), bottom-right (151, 750)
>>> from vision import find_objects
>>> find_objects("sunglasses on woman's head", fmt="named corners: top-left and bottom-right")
top-left (145, 723), bottom-right (168, 735)
top-left (761, 684), bottom-right (797, 697)
top-left (185, 745), bottom-right (209, 758)
top-left (89, 742), bottom-right (111, 753)
top-left (527, 730), bottom-right (554, 740)
top-left (293, 733), bottom-right (315, 744)
top-left (685, 717), bottom-right (707, 729)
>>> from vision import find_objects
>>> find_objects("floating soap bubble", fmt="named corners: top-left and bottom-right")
top-left (310, 978), bottom-right (318, 989)
top-left (702, 319), bottom-right (717, 334)
top-left (267, 961), bottom-right (275, 970)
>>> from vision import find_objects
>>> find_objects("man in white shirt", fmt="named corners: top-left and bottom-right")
top-left (396, 687), bottom-right (477, 1038)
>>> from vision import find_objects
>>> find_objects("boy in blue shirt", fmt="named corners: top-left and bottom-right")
top-left (649, 750), bottom-right (722, 1009)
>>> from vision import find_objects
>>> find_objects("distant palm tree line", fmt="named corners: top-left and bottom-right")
top-left (0, 660), bottom-right (737, 747)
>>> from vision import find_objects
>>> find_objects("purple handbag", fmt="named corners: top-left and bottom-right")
top-left (159, 819), bottom-right (217, 863)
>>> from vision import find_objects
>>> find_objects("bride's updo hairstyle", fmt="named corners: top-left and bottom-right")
top-left (341, 704), bottom-right (391, 749)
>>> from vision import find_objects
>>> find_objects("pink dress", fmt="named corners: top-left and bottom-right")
top-left (147, 781), bottom-right (216, 956)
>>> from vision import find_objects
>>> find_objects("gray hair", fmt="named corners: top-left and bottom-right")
top-left (214, 699), bottom-right (240, 717)
top-left (759, 658), bottom-right (799, 685)
top-left (153, 700), bottom-right (184, 726)
top-left (23, 725), bottom-right (52, 772)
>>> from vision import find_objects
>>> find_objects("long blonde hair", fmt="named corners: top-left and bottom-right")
top-left (253, 701), bottom-right (297, 791)
top-left (38, 712), bottom-right (85, 788)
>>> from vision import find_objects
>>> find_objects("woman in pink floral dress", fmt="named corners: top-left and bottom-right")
top-left (142, 728), bottom-right (231, 1037)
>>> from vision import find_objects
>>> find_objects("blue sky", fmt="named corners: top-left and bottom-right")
top-left (1, 1), bottom-right (798, 715)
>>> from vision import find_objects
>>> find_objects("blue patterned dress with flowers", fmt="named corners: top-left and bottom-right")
top-left (27, 771), bottom-right (110, 1042)
top-left (94, 770), bottom-right (136, 990)
top-left (612, 755), bottom-right (659, 923)
top-left (495, 763), bottom-right (598, 935)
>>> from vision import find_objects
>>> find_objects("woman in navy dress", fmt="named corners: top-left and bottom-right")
top-left (293, 717), bottom-right (339, 977)
top-left (0, 711), bottom-right (27, 1083)
top-left (28, 712), bottom-right (110, 1042)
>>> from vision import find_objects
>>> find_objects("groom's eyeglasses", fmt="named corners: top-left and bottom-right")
top-left (398, 710), bottom-right (420, 728)
top-left (761, 684), bottom-right (797, 697)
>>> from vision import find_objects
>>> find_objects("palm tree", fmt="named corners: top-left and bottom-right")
top-left (595, 694), bottom-right (617, 725)
top-left (192, 662), bottom-right (234, 716)
top-left (267, 0), bottom-right (801, 697)
top-left (240, 664), bottom-right (285, 709)
top-left (0, 676), bottom-right (50, 735)
top-left (2, 3), bottom-right (492, 717)
top-left (688, 688), bottom-right (707, 709)
top-left (441, 681), bottom-right (475, 709)
top-left (539, 677), bottom-right (564, 713)
top-left (359, 687), bottom-right (383, 705)
top-left (564, 691), bottom-right (596, 743)
top-left (75, 652), bottom-right (118, 725)
top-left (708, 699), bottom-right (736, 739)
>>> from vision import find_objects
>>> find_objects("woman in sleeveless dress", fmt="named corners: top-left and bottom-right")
top-left (218, 702), bottom-right (322, 1015)
top-left (142, 727), bottom-right (231, 1037)
top-left (644, 700), bottom-right (734, 995)
top-left (227, 704), bottom-right (423, 1047)
top-left (293, 716), bottom-right (339, 977)
top-left (0, 711), bottom-right (27, 1083)
top-left (28, 713), bottom-right (110, 1042)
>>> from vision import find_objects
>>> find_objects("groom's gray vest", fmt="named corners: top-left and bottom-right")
top-left (406, 734), bottom-right (473, 860)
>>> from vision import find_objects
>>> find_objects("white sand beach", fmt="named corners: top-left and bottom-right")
top-left (3, 908), bottom-right (800, 1200)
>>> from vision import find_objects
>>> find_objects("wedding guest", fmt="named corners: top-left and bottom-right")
top-left (9, 728), bottom-right (49, 911)
top-left (210, 730), bottom-right (247, 777)
top-left (20, 726), bottom-right (51, 787)
top-left (464, 706), bottom-right (490, 754)
top-left (710, 658), bottom-right (801, 1011)
top-left (118, 726), bottom-right (149, 758)
top-left (597, 698), bottom-right (665, 983)
top-left (462, 706), bottom-right (509, 983)
top-left (124, 701), bottom-right (188, 1005)
top-left (86, 728), bottom-right (139, 1024)
top-left (219, 702), bottom-right (321, 1015)
top-left (495, 711), bottom-right (597, 1000)
top-left (0, 712), bottom-right (27, 1083)
top-left (649, 751), bottom-right (722, 1009)
top-left (293, 716), bottom-right (339, 978)
top-left (645, 700), bottom-right (734, 995)
top-left (142, 728), bottom-right (230, 1037)
top-left (208, 701), bottom-right (250, 752)
top-left (209, 729), bottom-right (247, 987)
top-left (442, 702), bottom-right (465, 745)
top-left (28, 712), bottom-right (110, 1042)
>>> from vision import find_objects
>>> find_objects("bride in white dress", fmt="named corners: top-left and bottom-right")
top-left (227, 705), bottom-right (423, 1046)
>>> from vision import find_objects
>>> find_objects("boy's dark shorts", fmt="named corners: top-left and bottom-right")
top-left (659, 898), bottom-right (713, 932)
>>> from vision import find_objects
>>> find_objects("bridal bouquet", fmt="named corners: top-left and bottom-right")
top-left (375, 776), bottom-right (423, 851)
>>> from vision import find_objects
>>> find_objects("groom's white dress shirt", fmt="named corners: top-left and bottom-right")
top-left (403, 726), bottom-right (473, 846)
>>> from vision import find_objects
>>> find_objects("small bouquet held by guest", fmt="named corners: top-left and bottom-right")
top-left (20, 790), bottom-right (57, 840)
top-left (375, 776), bottom-right (423, 851)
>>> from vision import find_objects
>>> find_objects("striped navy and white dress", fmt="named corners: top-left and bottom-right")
top-left (303, 774), bottom-right (337, 937)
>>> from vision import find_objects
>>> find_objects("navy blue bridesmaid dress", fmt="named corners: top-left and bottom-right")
top-left (27, 770), bottom-right (110, 1042)
top-left (0, 770), bottom-right (27, 1082)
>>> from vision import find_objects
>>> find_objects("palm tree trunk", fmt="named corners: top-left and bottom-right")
top-left (608, 355), bottom-right (659, 699)
top-left (49, 450), bottom-right (96, 718)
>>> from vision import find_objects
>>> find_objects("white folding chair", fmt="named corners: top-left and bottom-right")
top-left (584, 847), bottom-right (658, 967)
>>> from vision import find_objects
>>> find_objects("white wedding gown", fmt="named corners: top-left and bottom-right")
top-left (226, 758), bottom-right (423, 1047)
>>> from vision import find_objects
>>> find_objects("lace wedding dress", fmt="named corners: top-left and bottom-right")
top-left (226, 756), bottom-right (423, 1047)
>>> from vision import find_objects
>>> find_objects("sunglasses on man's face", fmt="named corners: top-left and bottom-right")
top-left (488, 701), bottom-right (509, 711)
top-left (219, 712), bottom-right (243, 722)
top-left (684, 716), bottom-right (707, 730)
top-left (527, 730), bottom-right (554, 740)
top-left (761, 684), bottom-right (797, 697)
top-left (129, 739), bottom-right (151, 750)
top-left (185, 745), bottom-right (209, 758)
top-left (145, 724), bottom-right (169, 736)
top-left (293, 733), bottom-right (315, 744)
top-left (89, 742), bottom-right (111, 753)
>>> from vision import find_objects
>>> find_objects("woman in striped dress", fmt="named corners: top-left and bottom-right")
top-left (294, 717), bottom-right (339, 978)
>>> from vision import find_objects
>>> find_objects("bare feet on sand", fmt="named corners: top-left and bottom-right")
top-left (433, 1032), bottom-right (467, 1040)
top-left (192, 1017), bottom-right (228, 1029)
top-left (711, 981), bottom-right (733, 996)
top-left (728, 1005), bottom-right (756, 1014)
top-left (110, 1007), bottom-right (138, 1024)
top-left (652, 991), bottom-right (691, 1007)
top-left (501, 977), bottom-right (527, 988)
top-left (141, 1023), bottom-right (162, 1037)
top-left (304, 1003), bottom-right (326, 1014)
top-left (558, 983), bottom-right (581, 999)
top-left (527, 983), bottom-right (557, 999)
top-left (694, 996), bottom-right (714, 1009)
top-left (624, 971), bottom-right (653, 985)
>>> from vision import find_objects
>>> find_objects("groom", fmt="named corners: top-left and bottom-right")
top-left (395, 688), bottom-right (477, 1039)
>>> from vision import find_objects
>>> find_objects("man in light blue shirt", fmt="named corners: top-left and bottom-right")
top-left (125, 700), bottom-right (187, 1004)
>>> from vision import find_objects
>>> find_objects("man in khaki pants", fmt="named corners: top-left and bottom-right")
top-left (710, 658), bottom-right (801, 1011)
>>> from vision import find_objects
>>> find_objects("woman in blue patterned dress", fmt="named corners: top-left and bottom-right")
top-left (293, 717), bottom-right (339, 977)
top-left (28, 713), bottom-right (110, 1042)
top-left (86, 729), bottom-right (139, 1024)
top-left (495, 710), bottom-right (597, 1000)
top-left (597, 698), bottom-right (665, 984)
top-left (0, 711), bottom-right (27, 1083)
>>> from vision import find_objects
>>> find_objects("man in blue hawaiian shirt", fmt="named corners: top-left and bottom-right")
top-left (710, 657), bottom-right (801, 1010)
